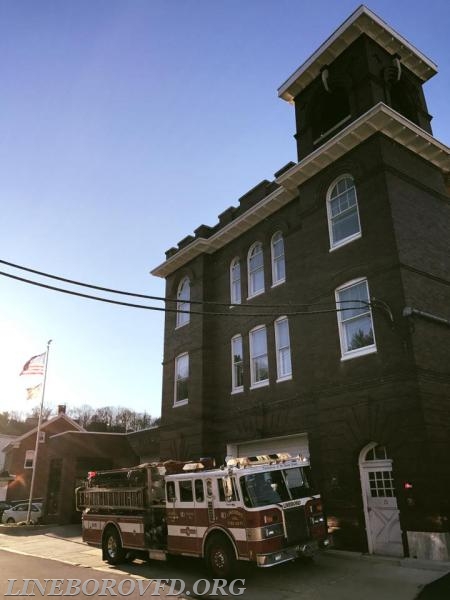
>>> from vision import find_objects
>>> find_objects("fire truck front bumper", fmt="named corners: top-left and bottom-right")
top-left (256, 538), bottom-right (329, 567)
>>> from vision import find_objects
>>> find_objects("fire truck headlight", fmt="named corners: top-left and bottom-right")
top-left (262, 523), bottom-right (284, 539)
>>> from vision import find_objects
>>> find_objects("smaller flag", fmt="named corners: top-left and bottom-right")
top-left (26, 384), bottom-right (42, 401)
top-left (20, 353), bottom-right (46, 376)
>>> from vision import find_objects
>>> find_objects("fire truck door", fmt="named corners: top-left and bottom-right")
top-left (174, 479), bottom-right (202, 554)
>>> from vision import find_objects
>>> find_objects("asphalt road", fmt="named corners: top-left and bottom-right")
top-left (0, 526), bottom-right (449, 600)
top-left (0, 551), bottom-right (183, 599)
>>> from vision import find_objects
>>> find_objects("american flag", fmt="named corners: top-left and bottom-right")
top-left (20, 353), bottom-right (46, 376)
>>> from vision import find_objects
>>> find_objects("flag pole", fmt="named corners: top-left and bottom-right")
top-left (26, 339), bottom-right (52, 525)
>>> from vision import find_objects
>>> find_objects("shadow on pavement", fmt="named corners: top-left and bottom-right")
top-left (415, 573), bottom-right (450, 599)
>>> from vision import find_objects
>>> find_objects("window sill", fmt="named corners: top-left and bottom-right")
top-left (247, 289), bottom-right (265, 301)
top-left (329, 232), bottom-right (362, 252)
top-left (250, 380), bottom-right (269, 390)
top-left (175, 321), bottom-right (190, 331)
top-left (271, 279), bottom-right (285, 289)
top-left (276, 375), bottom-right (292, 383)
top-left (231, 388), bottom-right (244, 395)
top-left (340, 345), bottom-right (377, 361)
top-left (173, 399), bottom-right (189, 408)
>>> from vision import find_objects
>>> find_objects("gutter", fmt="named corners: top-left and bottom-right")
top-left (403, 307), bottom-right (450, 328)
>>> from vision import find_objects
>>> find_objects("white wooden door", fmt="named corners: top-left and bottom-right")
top-left (360, 445), bottom-right (403, 557)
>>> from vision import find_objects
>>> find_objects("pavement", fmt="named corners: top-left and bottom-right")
top-left (0, 523), bottom-right (449, 599)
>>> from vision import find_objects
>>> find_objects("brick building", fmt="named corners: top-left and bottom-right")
top-left (3, 408), bottom-right (140, 523)
top-left (151, 7), bottom-right (450, 560)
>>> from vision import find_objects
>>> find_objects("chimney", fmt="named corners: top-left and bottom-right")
top-left (57, 404), bottom-right (66, 415)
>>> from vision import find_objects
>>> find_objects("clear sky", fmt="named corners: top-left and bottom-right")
top-left (1, 0), bottom-right (449, 419)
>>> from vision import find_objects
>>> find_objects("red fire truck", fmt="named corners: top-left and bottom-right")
top-left (76, 453), bottom-right (328, 577)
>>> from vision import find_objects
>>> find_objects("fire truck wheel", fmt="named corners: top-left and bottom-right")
top-left (205, 534), bottom-right (236, 579)
top-left (103, 527), bottom-right (126, 565)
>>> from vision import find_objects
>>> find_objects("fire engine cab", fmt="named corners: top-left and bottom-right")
top-left (76, 453), bottom-right (328, 577)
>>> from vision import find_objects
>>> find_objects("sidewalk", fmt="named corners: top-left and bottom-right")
top-left (1, 524), bottom-right (449, 600)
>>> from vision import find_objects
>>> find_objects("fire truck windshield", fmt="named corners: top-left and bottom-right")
top-left (240, 466), bottom-right (314, 508)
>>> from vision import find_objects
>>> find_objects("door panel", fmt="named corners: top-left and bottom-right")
top-left (360, 449), bottom-right (403, 557)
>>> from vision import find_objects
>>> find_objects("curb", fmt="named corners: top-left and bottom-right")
top-left (326, 549), bottom-right (450, 572)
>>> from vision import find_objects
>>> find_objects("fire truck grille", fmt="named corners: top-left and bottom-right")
top-left (283, 506), bottom-right (309, 544)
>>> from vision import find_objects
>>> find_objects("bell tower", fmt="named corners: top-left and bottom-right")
top-left (278, 5), bottom-right (437, 161)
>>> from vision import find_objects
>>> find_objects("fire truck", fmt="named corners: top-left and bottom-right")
top-left (76, 453), bottom-right (328, 578)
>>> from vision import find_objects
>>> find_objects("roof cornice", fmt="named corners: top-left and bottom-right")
top-left (3, 413), bottom-right (85, 449)
top-left (278, 5), bottom-right (437, 102)
top-left (151, 104), bottom-right (449, 279)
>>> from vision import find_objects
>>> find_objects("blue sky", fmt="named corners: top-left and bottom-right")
top-left (1, 0), bottom-right (449, 419)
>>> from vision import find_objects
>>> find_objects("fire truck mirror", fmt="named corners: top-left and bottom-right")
top-left (223, 475), bottom-right (233, 502)
top-left (166, 481), bottom-right (176, 503)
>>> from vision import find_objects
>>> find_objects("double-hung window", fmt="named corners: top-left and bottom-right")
top-left (327, 175), bottom-right (361, 249)
top-left (275, 316), bottom-right (292, 380)
top-left (271, 232), bottom-right (285, 286)
top-left (176, 277), bottom-right (190, 328)
top-left (249, 325), bottom-right (269, 387)
top-left (335, 278), bottom-right (376, 359)
top-left (174, 352), bottom-right (189, 405)
top-left (230, 258), bottom-right (241, 304)
top-left (248, 243), bottom-right (264, 298)
top-left (24, 450), bottom-right (34, 469)
top-left (231, 335), bottom-right (244, 393)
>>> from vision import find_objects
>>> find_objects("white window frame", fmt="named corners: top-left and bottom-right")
top-left (176, 277), bottom-right (190, 328)
top-left (327, 174), bottom-right (361, 251)
top-left (24, 450), bottom-right (34, 469)
top-left (230, 258), bottom-right (241, 305)
top-left (247, 242), bottom-right (265, 299)
top-left (271, 231), bottom-right (286, 287)
top-left (249, 325), bottom-right (269, 389)
top-left (335, 278), bottom-right (377, 360)
top-left (275, 316), bottom-right (292, 381)
top-left (231, 334), bottom-right (244, 393)
top-left (174, 352), bottom-right (189, 406)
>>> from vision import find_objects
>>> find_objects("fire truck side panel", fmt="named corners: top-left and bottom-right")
top-left (82, 514), bottom-right (147, 551)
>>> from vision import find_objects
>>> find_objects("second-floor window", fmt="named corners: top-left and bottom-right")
top-left (176, 277), bottom-right (190, 328)
top-left (275, 316), bottom-right (292, 380)
top-left (24, 450), bottom-right (34, 469)
top-left (327, 175), bottom-right (361, 249)
top-left (174, 352), bottom-right (189, 404)
top-left (250, 325), bottom-right (269, 387)
top-left (271, 232), bottom-right (286, 286)
top-left (231, 334), bottom-right (244, 393)
top-left (248, 242), bottom-right (264, 298)
top-left (230, 258), bottom-right (241, 304)
top-left (335, 278), bottom-right (376, 359)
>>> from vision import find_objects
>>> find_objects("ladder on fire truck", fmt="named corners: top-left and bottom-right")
top-left (76, 487), bottom-right (147, 511)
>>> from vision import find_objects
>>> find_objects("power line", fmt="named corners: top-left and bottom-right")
top-left (0, 269), bottom-right (368, 317)
top-left (0, 258), bottom-right (368, 310)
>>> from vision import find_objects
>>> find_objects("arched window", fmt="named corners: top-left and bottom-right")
top-left (176, 277), bottom-right (190, 328)
top-left (271, 232), bottom-right (285, 286)
top-left (230, 258), bottom-right (241, 304)
top-left (327, 175), bottom-right (361, 249)
top-left (248, 242), bottom-right (264, 298)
